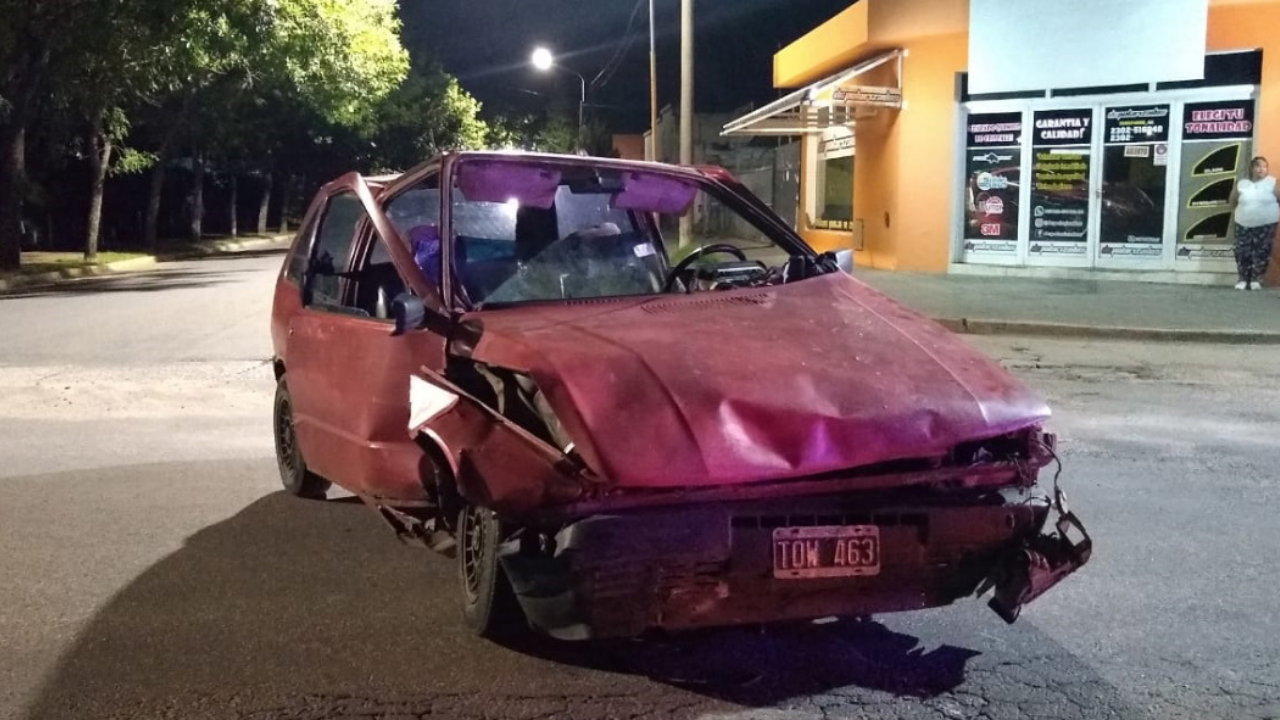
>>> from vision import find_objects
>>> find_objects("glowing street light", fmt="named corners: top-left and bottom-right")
top-left (531, 46), bottom-right (555, 72)
top-left (530, 46), bottom-right (586, 151)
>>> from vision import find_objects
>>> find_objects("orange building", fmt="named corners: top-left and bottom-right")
top-left (611, 134), bottom-right (647, 162)
top-left (724, 0), bottom-right (1280, 283)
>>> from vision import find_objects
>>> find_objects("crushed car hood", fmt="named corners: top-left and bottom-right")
top-left (462, 272), bottom-right (1050, 488)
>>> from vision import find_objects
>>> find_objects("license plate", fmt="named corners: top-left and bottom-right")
top-left (772, 525), bottom-right (881, 579)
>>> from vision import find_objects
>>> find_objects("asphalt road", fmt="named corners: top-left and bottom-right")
top-left (1, 252), bottom-right (1278, 720)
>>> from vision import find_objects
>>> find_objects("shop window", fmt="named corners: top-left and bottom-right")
top-left (805, 129), bottom-right (854, 232)
top-left (1176, 99), bottom-right (1255, 261)
top-left (961, 111), bottom-right (1023, 257)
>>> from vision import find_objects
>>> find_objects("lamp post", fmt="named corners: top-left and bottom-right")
top-left (531, 47), bottom-right (587, 151)
top-left (649, 0), bottom-right (658, 162)
top-left (679, 0), bottom-right (694, 247)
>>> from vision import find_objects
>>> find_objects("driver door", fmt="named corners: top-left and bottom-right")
top-left (284, 174), bottom-right (449, 501)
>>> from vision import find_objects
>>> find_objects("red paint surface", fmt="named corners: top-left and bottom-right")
top-left (466, 271), bottom-right (1050, 488)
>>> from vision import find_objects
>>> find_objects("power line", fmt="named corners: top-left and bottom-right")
top-left (590, 0), bottom-right (646, 91)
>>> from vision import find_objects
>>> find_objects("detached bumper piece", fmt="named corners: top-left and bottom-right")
top-left (982, 488), bottom-right (1092, 623)
top-left (500, 487), bottom-right (1081, 640)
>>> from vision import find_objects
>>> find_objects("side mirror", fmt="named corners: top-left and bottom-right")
top-left (835, 249), bottom-right (854, 274)
top-left (391, 293), bottom-right (426, 336)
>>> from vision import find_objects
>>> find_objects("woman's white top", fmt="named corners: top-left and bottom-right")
top-left (1236, 176), bottom-right (1280, 228)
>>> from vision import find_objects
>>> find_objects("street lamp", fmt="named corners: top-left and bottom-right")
top-left (530, 46), bottom-right (587, 151)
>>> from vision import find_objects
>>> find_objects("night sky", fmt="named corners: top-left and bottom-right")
top-left (399, 0), bottom-right (854, 132)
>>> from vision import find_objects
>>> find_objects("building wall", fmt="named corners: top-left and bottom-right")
top-left (651, 104), bottom-right (756, 167)
top-left (612, 134), bottom-right (647, 161)
top-left (784, 0), bottom-right (1280, 275)
top-left (1207, 2), bottom-right (1280, 164)
top-left (850, 32), bottom-right (966, 272)
top-left (1207, 1), bottom-right (1280, 281)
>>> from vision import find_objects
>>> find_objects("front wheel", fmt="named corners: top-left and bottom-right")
top-left (457, 504), bottom-right (524, 638)
top-left (273, 377), bottom-right (330, 500)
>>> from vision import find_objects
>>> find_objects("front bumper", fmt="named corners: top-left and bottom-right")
top-left (500, 486), bottom-right (1089, 640)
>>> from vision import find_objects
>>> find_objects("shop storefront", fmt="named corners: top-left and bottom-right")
top-left (959, 61), bottom-right (1259, 273)
top-left (723, 0), bottom-right (1280, 282)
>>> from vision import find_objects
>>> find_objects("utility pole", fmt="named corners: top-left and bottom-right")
top-left (649, 0), bottom-right (659, 162)
top-left (679, 0), bottom-right (694, 247)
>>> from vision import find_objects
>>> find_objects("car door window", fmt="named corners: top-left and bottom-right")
top-left (306, 192), bottom-right (362, 310)
top-left (349, 234), bottom-right (411, 320)
top-left (385, 173), bottom-right (443, 289)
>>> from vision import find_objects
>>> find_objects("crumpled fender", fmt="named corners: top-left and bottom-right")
top-left (407, 368), bottom-right (584, 516)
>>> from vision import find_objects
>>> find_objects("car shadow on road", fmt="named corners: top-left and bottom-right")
top-left (502, 618), bottom-right (980, 705)
top-left (21, 486), bottom-right (1146, 720)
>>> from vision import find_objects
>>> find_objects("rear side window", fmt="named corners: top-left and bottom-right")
top-left (283, 212), bottom-right (319, 284)
top-left (307, 193), bottom-right (362, 308)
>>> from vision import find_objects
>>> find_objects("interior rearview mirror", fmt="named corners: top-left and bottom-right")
top-left (391, 293), bottom-right (426, 336)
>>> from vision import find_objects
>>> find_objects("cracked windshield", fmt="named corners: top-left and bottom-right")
top-left (438, 159), bottom-right (792, 306)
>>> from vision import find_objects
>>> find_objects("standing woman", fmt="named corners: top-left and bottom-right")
top-left (1230, 156), bottom-right (1280, 290)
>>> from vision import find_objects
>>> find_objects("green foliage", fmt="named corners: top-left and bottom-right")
top-left (485, 112), bottom-right (616, 157)
top-left (0, 0), bottom-right (623, 259)
top-left (266, 0), bottom-right (410, 127)
top-left (358, 60), bottom-right (489, 173)
top-left (112, 148), bottom-right (159, 176)
top-left (533, 116), bottom-right (581, 154)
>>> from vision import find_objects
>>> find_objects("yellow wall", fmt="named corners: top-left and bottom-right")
top-left (774, 4), bottom-right (869, 89)
top-left (794, 31), bottom-right (965, 272)
top-left (1207, 2), bottom-right (1280, 165)
top-left (1206, 1), bottom-right (1280, 281)
top-left (848, 33), bottom-right (965, 272)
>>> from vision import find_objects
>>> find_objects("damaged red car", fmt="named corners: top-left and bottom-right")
top-left (270, 152), bottom-right (1090, 640)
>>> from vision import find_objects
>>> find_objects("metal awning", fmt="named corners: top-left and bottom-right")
top-left (722, 49), bottom-right (904, 137)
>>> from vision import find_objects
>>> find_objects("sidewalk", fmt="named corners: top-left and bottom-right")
top-left (857, 269), bottom-right (1280, 344)
top-left (0, 234), bottom-right (291, 295)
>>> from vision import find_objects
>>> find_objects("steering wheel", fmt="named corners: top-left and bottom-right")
top-left (663, 243), bottom-right (748, 292)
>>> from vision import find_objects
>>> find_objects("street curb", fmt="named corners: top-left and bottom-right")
top-left (0, 234), bottom-right (291, 296)
top-left (936, 317), bottom-right (1280, 345)
top-left (157, 234), bottom-right (292, 261)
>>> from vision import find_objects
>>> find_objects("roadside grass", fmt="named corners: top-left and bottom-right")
top-left (6, 251), bottom-right (150, 278)
top-left (2, 231), bottom-right (292, 281)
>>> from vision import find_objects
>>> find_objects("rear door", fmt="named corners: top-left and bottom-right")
top-left (284, 174), bottom-right (449, 500)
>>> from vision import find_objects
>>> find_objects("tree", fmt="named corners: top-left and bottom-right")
top-left (61, 1), bottom-right (184, 260)
top-left (0, 0), bottom-right (121, 269)
top-left (487, 112), bottom-right (615, 157)
top-left (136, 0), bottom-right (410, 248)
top-left (362, 60), bottom-right (488, 173)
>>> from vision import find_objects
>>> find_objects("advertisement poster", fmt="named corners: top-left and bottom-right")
top-left (1029, 109), bottom-right (1092, 257)
top-left (1178, 100), bottom-right (1256, 261)
top-left (1098, 105), bottom-right (1170, 258)
top-left (962, 112), bottom-right (1022, 255)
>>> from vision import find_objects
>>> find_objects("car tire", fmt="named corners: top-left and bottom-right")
top-left (457, 504), bottom-right (524, 638)
top-left (273, 376), bottom-right (330, 500)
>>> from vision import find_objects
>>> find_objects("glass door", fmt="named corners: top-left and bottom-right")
top-left (1026, 108), bottom-right (1095, 267)
top-left (1096, 104), bottom-right (1173, 266)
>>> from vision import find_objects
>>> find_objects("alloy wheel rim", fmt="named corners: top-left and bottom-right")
top-left (461, 507), bottom-right (484, 603)
top-left (276, 396), bottom-right (297, 476)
